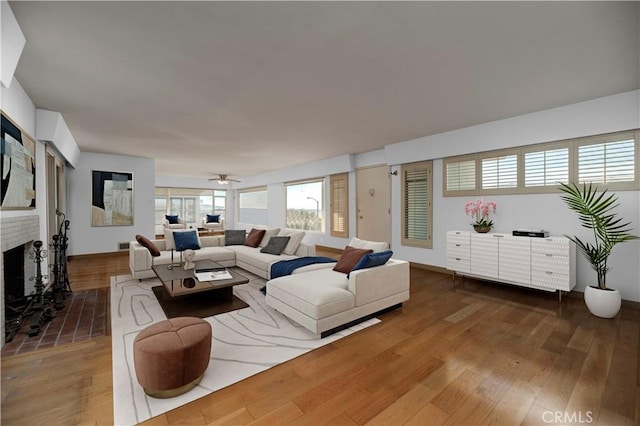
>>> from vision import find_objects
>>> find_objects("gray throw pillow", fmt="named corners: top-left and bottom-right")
top-left (260, 236), bottom-right (291, 255)
top-left (225, 230), bottom-right (246, 246)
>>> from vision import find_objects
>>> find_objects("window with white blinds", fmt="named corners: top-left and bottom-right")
top-left (238, 186), bottom-right (268, 225)
top-left (524, 147), bottom-right (569, 187)
top-left (401, 161), bottom-right (432, 248)
top-left (481, 154), bottom-right (517, 189)
top-left (330, 173), bottom-right (349, 238)
top-left (442, 129), bottom-right (638, 196)
top-left (445, 159), bottom-right (476, 192)
top-left (578, 137), bottom-right (636, 185)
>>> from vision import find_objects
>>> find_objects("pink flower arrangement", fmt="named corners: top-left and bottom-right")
top-left (464, 199), bottom-right (497, 228)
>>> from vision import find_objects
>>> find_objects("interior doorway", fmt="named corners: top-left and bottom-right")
top-left (356, 165), bottom-right (391, 245)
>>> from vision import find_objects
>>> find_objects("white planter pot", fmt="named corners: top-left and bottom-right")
top-left (584, 286), bottom-right (621, 318)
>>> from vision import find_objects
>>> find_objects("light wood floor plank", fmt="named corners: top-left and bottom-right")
top-left (1, 251), bottom-right (638, 426)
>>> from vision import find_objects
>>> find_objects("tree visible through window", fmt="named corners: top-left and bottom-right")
top-left (286, 179), bottom-right (324, 232)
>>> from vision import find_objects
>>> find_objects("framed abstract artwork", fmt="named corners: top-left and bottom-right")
top-left (1, 112), bottom-right (36, 210)
top-left (91, 170), bottom-right (134, 226)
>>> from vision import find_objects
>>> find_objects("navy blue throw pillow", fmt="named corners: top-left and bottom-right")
top-left (206, 214), bottom-right (220, 223)
top-left (165, 214), bottom-right (179, 224)
top-left (173, 230), bottom-right (200, 251)
top-left (348, 250), bottom-right (393, 278)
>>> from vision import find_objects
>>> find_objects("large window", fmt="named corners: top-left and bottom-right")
top-left (401, 161), bottom-right (432, 248)
top-left (238, 187), bottom-right (268, 226)
top-left (444, 130), bottom-right (639, 196)
top-left (330, 173), bottom-right (349, 238)
top-left (285, 179), bottom-right (324, 232)
top-left (155, 187), bottom-right (226, 225)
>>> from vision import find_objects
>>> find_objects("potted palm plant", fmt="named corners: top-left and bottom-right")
top-left (559, 182), bottom-right (638, 318)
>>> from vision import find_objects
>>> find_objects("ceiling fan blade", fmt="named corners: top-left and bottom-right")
top-left (208, 173), bottom-right (240, 183)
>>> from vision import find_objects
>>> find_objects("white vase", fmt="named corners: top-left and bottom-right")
top-left (584, 286), bottom-right (621, 318)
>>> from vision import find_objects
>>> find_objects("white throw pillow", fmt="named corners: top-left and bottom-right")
top-left (278, 229), bottom-right (305, 255)
top-left (348, 237), bottom-right (389, 252)
top-left (164, 228), bottom-right (201, 250)
top-left (257, 228), bottom-right (281, 247)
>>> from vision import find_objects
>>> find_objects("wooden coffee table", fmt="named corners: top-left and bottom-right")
top-left (151, 259), bottom-right (250, 318)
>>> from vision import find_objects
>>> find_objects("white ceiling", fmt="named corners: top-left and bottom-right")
top-left (10, 1), bottom-right (640, 179)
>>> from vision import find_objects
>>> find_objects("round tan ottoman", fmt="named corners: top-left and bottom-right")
top-left (133, 317), bottom-right (212, 398)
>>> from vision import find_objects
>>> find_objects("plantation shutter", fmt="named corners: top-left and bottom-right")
top-left (481, 154), bottom-right (517, 189)
top-left (446, 160), bottom-right (476, 191)
top-left (524, 147), bottom-right (569, 187)
top-left (578, 137), bottom-right (636, 184)
top-left (401, 161), bottom-right (432, 248)
top-left (330, 173), bottom-right (349, 238)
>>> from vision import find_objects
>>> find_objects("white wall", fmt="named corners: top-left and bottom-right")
top-left (237, 91), bottom-right (640, 301)
top-left (66, 153), bottom-right (155, 255)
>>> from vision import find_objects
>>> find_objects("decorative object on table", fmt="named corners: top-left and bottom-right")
top-left (464, 198), bottom-right (497, 233)
top-left (1, 112), bottom-right (37, 209)
top-left (91, 170), bottom-right (133, 226)
top-left (559, 182), bottom-right (638, 318)
top-left (512, 229), bottom-right (549, 238)
top-left (183, 249), bottom-right (195, 270)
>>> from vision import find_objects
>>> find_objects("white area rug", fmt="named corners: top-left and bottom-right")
top-left (110, 270), bottom-right (379, 425)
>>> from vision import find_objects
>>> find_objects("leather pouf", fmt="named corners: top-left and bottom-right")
top-left (133, 317), bottom-right (212, 398)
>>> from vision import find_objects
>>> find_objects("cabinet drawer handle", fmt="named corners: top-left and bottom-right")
top-left (545, 271), bottom-right (553, 275)
top-left (455, 232), bottom-right (461, 235)
top-left (455, 258), bottom-right (461, 261)
top-left (455, 244), bottom-right (461, 247)
top-left (545, 253), bottom-right (553, 257)
top-left (493, 235), bottom-right (504, 238)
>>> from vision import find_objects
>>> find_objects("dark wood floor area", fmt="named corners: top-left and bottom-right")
top-left (1, 251), bottom-right (638, 425)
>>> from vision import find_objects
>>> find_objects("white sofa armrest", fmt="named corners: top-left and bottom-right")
top-left (347, 259), bottom-right (410, 307)
top-left (129, 238), bottom-right (167, 272)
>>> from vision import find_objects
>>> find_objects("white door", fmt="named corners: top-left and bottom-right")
top-left (356, 165), bottom-right (391, 245)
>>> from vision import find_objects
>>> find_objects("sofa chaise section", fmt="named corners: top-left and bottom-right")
top-left (265, 242), bottom-right (410, 337)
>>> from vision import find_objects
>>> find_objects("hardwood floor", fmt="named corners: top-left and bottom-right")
top-left (1, 251), bottom-right (638, 425)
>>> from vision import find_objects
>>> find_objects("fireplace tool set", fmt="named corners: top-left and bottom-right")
top-left (4, 213), bottom-right (73, 342)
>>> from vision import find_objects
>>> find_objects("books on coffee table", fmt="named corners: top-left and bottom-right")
top-left (194, 269), bottom-right (232, 282)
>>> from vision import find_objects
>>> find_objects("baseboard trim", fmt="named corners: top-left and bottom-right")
top-left (566, 289), bottom-right (640, 311)
top-left (408, 262), bottom-right (450, 275)
top-left (68, 251), bottom-right (127, 261)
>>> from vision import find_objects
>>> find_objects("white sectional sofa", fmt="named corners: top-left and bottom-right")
top-left (265, 238), bottom-right (410, 337)
top-left (129, 229), bottom-right (314, 280)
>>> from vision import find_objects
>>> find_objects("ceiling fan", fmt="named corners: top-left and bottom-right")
top-left (208, 174), bottom-right (241, 184)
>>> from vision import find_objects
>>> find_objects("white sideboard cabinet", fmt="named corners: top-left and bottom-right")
top-left (446, 230), bottom-right (576, 300)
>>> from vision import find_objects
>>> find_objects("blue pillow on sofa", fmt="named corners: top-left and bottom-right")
top-left (165, 214), bottom-right (179, 224)
top-left (348, 250), bottom-right (393, 277)
top-left (173, 230), bottom-right (200, 251)
top-left (206, 214), bottom-right (220, 223)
